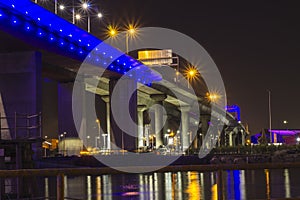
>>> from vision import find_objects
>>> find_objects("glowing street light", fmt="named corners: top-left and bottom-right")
top-left (106, 24), bottom-right (138, 54)
top-left (97, 13), bottom-right (103, 18)
top-left (59, 4), bottom-right (65, 10)
top-left (206, 92), bottom-right (220, 103)
top-left (126, 24), bottom-right (137, 54)
top-left (95, 119), bottom-right (100, 148)
top-left (75, 14), bottom-right (81, 20)
top-left (82, 2), bottom-right (90, 10)
top-left (185, 66), bottom-right (198, 88)
top-left (107, 25), bottom-right (118, 38)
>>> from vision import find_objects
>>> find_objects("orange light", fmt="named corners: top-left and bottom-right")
top-left (107, 25), bottom-right (118, 38)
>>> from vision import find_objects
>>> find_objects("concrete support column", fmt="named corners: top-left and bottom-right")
top-left (241, 130), bottom-right (245, 146)
top-left (200, 114), bottom-right (210, 149)
top-left (137, 105), bottom-right (147, 148)
top-left (80, 80), bottom-right (87, 146)
top-left (109, 78), bottom-right (138, 151)
top-left (181, 106), bottom-right (190, 152)
top-left (150, 94), bottom-right (167, 148)
top-left (101, 95), bottom-right (111, 150)
top-left (229, 132), bottom-right (234, 146)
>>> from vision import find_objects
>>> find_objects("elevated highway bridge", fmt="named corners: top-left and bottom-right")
top-left (0, 0), bottom-right (246, 154)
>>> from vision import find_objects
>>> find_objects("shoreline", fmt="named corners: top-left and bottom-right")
top-left (2, 161), bottom-right (300, 177)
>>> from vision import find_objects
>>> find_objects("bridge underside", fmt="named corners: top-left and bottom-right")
top-left (0, 1), bottom-right (246, 154)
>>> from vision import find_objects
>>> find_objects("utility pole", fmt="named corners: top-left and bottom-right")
top-left (268, 90), bottom-right (272, 143)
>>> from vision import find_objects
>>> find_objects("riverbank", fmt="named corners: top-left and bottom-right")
top-left (2, 162), bottom-right (300, 177)
top-left (34, 148), bottom-right (300, 170)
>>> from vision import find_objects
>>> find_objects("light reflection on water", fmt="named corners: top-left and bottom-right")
top-left (3, 168), bottom-right (300, 199)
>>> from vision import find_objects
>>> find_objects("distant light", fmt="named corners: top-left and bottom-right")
top-left (82, 2), bottom-right (89, 9)
top-left (59, 5), bottom-right (65, 10)
top-left (97, 13), bottom-right (103, 18)
top-left (75, 14), bottom-right (81, 20)
top-left (297, 137), bottom-right (300, 142)
top-left (128, 25), bottom-right (136, 35)
top-left (188, 69), bottom-right (196, 77)
top-left (109, 29), bottom-right (117, 36)
top-left (283, 120), bottom-right (288, 124)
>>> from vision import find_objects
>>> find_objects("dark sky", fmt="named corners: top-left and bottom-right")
top-left (2, 0), bottom-right (299, 134)
top-left (92, 0), bottom-right (300, 134)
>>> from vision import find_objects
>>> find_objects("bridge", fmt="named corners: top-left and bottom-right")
top-left (0, 0), bottom-right (246, 157)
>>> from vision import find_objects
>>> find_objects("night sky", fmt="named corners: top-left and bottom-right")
top-left (88, 0), bottom-right (300, 134)
top-left (2, 1), bottom-right (300, 134)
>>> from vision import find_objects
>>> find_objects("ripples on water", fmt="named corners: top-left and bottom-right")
top-left (2, 168), bottom-right (300, 199)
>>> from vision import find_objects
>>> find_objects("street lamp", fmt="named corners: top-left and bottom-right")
top-left (206, 92), bottom-right (220, 103)
top-left (81, 2), bottom-right (103, 33)
top-left (296, 137), bottom-right (300, 144)
top-left (95, 119), bottom-right (100, 148)
top-left (126, 24), bottom-right (137, 54)
top-left (106, 24), bottom-right (138, 54)
top-left (283, 120), bottom-right (288, 130)
top-left (87, 135), bottom-right (90, 147)
top-left (185, 66), bottom-right (198, 88)
top-left (34, 0), bottom-right (58, 14)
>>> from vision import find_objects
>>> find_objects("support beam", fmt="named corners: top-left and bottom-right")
top-left (101, 95), bottom-right (112, 150)
top-left (109, 78), bottom-right (138, 151)
top-left (181, 106), bottom-right (190, 152)
top-left (137, 105), bottom-right (147, 148)
top-left (150, 94), bottom-right (167, 148)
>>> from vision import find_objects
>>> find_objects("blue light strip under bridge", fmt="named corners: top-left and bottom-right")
top-left (0, 0), bottom-right (161, 84)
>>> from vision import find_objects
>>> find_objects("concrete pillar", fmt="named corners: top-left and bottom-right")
top-left (229, 132), bottom-right (233, 146)
top-left (241, 130), bottom-right (245, 146)
top-left (0, 51), bottom-right (41, 139)
top-left (101, 96), bottom-right (112, 150)
top-left (109, 78), bottom-right (138, 151)
top-left (150, 94), bottom-right (167, 148)
top-left (81, 81), bottom-right (87, 146)
top-left (137, 105), bottom-right (147, 148)
top-left (181, 106), bottom-right (190, 151)
top-left (200, 115), bottom-right (210, 149)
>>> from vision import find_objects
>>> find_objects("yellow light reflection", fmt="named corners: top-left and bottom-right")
top-left (87, 175), bottom-right (92, 200)
top-left (211, 184), bottom-right (218, 200)
top-left (265, 169), bottom-right (270, 199)
top-left (284, 169), bottom-right (291, 198)
top-left (185, 171), bottom-right (201, 200)
top-left (96, 176), bottom-right (101, 200)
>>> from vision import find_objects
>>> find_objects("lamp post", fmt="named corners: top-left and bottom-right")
top-left (283, 120), bottom-right (288, 130)
top-left (268, 90), bottom-right (273, 143)
top-left (296, 136), bottom-right (300, 145)
top-left (81, 2), bottom-right (103, 33)
top-left (56, 1), bottom-right (102, 29)
top-left (95, 119), bottom-right (100, 148)
top-left (126, 25), bottom-right (136, 54)
top-left (107, 24), bottom-right (138, 54)
top-left (186, 68), bottom-right (197, 88)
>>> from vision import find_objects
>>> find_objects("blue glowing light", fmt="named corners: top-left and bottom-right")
top-left (225, 105), bottom-right (241, 121)
top-left (0, 0), bottom-right (162, 84)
